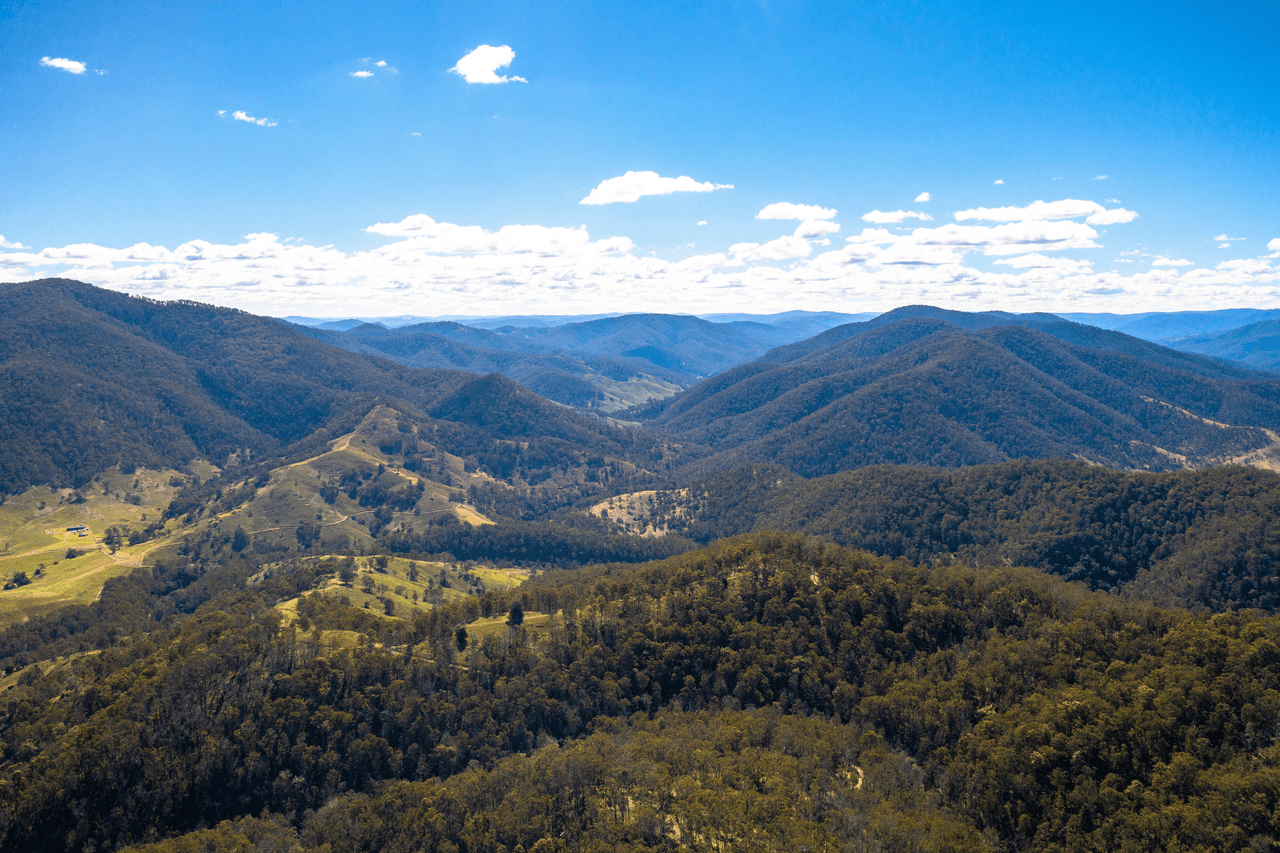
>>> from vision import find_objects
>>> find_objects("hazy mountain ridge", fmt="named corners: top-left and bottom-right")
top-left (1167, 319), bottom-right (1280, 373)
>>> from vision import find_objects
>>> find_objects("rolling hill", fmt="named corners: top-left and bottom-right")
top-left (636, 306), bottom-right (1280, 475)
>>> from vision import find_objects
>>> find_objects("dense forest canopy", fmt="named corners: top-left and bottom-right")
top-left (0, 535), bottom-right (1276, 852)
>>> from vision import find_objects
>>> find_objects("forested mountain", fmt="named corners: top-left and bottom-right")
top-left (5, 282), bottom-right (1280, 852)
top-left (0, 279), bottom-right (682, 493)
top-left (301, 312), bottom-right (867, 412)
top-left (1060, 308), bottom-right (1280, 342)
top-left (299, 320), bottom-right (688, 410)
top-left (597, 459), bottom-right (1280, 612)
top-left (1168, 319), bottom-right (1280, 374)
top-left (635, 306), bottom-right (1280, 476)
top-left (2, 534), bottom-right (1277, 853)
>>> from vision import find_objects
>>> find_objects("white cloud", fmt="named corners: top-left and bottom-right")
top-left (351, 70), bottom-right (374, 78)
top-left (994, 179), bottom-right (1004, 185)
top-left (7, 196), bottom-right (1276, 318)
top-left (914, 192), bottom-right (930, 203)
top-left (1215, 234), bottom-right (1246, 242)
top-left (1086, 208), bottom-right (1139, 225)
top-left (731, 235), bottom-right (813, 261)
top-left (1106, 198), bottom-right (1121, 204)
top-left (756, 202), bottom-right (837, 221)
top-left (697, 221), bottom-right (707, 226)
top-left (794, 220), bottom-right (840, 239)
top-left (450, 44), bottom-right (526, 84)
top-left (411, 132), bottom-right (421, 136)
top-left (1270, 237), bottom-right (1280, 252)
top-left (1095, 175), bottom-right (1109, 181)
top-left (862, 210), bottom-right (933, 224)
top-left (580, 171), bottom-right (733, 205)
top-left (1216, 258), bottom-right (1272, 274)
top-left (993, 253), bottom-right (1092, 273)
top-left (40, 56), bottom-right (86, 74)
top-left (365, 213), bottom-right (632, 255)
top-left (1152, 257), bottom-right (1193, 267)
top-left (376, 60), bottom-right (387, 67)
top-left (0, 236), bottom-right (26, 249)
top-left (955, 199), bottom-right (1137, 225)
top-left (229, 110), bottom-right (276, 127)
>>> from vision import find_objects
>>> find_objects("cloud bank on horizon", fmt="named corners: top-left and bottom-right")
top-left (4, 193), bottom-right (1277, 318)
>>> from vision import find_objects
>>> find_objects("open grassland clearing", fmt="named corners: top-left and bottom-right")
top-left (271, 554), bottom-right (527, 621)
top-left (216, 414), bottom-right (494, 553)
top-left (463, 608), bottom-right (561, 641)
top-left (0, 467), bottom-right (191, 625)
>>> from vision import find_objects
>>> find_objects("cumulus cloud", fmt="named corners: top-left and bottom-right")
top-left (40, 56), bottom-right (86, 74)
top-left (914, 192), bottom-right (930, 203)
top-left (1152, 257), bottom-right (1193, 267)
top-left (8, 195), bottom-right (1278, 318)
top-left (351, 70), bottom-right (374, 78)
top-left (955, 199), bottom-right (1137, 225)
top-left (993, 254), bottom-right (1093, 273)
top-left (227, 110), bottom-right (276, 127)
top-left (731, 235), bottom-right (813, 261)
top-left (756, 202), bottom-right (837, 221)
top-left (1095, 175), bottom-right (1109, 181)
top-left (450, 45), bottom-right (526, 84)
top-left (580, 171), bottom-right (732, 205)
top-left (994, 179), bottom-right (1004, 185)
top-left (862, 210), bottom-right (933, 224)
top-left (365, 214), bottom-right (632, 255)
top-left (794, 220), bottom-right (840, 239)
top-left (376, 60), bottom-right (387, 67)
top-left (697, 220), bottom-right (707, 226)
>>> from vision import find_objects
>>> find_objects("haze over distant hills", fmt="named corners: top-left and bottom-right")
top-left (298, 311), bottom-right (872, 411)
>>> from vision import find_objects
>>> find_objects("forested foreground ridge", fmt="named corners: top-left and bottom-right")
top-left (602, 459), bottom-right (1280, 613)
top-left (0, 535), bottom-right (1275, 852)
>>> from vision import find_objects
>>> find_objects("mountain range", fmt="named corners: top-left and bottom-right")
top-left (634, 305), bottom-right (1280, 475)
top-left (4, 278), bottom-right (1280, 852)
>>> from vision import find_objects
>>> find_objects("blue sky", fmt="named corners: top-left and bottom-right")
top-left (2, 0), bottom-right (1278, 317)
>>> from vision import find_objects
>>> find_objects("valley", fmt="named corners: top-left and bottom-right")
top-left (1, 279), bottom-right (1279, 853)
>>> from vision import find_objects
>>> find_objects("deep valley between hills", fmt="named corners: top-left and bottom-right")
top-left (1, 278), bottom-right (1279, 853)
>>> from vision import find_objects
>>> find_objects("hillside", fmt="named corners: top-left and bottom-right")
top-left (1060, 308), bottom-right (1280, 342)
top-left (1168, 319), bottom-right (1280, 373)
top-left (300, 321), bottom-right (686, 411)
top-left (592, 459), bottom-right (1280, 612)
top-left (0, 534), bottom-right (1277, 852)
top-left (0, 279), bottom-right (476, 493)
top-left (636, 307), bottom-right (1280, 475)
top-left (303, 312), bottom-right (869, 412)
top-left (0, 279), bottom-right (690, 497)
